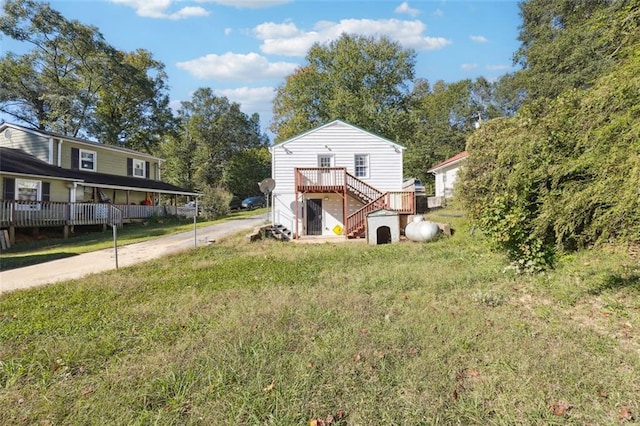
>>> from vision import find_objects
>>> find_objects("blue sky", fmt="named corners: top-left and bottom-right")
top-left (1, 0), bottom-right (524, 136)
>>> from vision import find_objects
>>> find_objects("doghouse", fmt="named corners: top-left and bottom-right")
top-left (366, 209), bottom-right (400, 245)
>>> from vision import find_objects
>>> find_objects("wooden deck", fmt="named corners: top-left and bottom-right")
top-left (293, 167), bottom-right (416, 238)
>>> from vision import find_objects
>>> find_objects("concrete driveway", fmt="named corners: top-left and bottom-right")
top-left (0, 214), bottom-right (268, 295)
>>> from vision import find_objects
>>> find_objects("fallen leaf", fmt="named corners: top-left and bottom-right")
top-left (263, 380), bottom-right (275, 392)
top-left (597, 389), bottom-right (608, 398)
top-left (353, 353), bottom-right (361, 362)
top-left (407, 348), bottom-right (418, 356)
top-left (81, 386), bottom-right (94, 396)
top-left (468, 369), bottom-right (479, 378)
top-left (619, 406), bottom-right (634, 421)
top-left (549, 400), bottom-right (572, 416)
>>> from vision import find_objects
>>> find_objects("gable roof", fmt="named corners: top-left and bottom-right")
top-left (270, 119), bottom-right (406, 151)
top-left (427, 151), bottom-right (468, 173)
top-left (0, 147), bottom-right (197, 196)
top-left (0, 122), bottom-right (162, 161)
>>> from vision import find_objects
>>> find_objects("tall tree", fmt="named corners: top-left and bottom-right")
top-left (0, 0), bottom-right (175, 150)
top-left (0, 0), bottom-right (116, 135)
top-left (89, 49), bottom-right (177, 153)
top-left (403, 78), bottom-right (501, 187)
top-left (514, 0), bottom-right (632, 101)
top-left (270, 33), bottom-right (416, 142)
top-left (163, 88), bottom-right (270, 193)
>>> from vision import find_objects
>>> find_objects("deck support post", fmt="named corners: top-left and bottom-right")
top-left (9, 226), bottom-right (15, 244)
top-left (63, 225), bottom-right (70, 239)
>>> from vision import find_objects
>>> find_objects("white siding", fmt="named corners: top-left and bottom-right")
top-left (434, 164), bottom-right (462, 198)
top-left (271, 120), bottom-right (405, 236)
top-left (272, 121), bottom-right (404, 194)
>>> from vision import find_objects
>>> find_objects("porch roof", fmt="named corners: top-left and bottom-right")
top-left (0, 147), bottom-right (198, 196)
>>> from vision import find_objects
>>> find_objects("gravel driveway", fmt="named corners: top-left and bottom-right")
top-left (0, 214), bottom-right (268, 294)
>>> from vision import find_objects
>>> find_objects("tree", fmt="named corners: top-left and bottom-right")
top-left (513, 0), bottom-right (633, 102)
top-left (458, 2), bottom-right (640, 270)
top-left (89, 49), bottom-right (177, 153)
top-left (163, 88), bottom-right (270, 194)
top-left (222, 147), bottom-right (271, 199)
top-left (270, 33), bottom-right (416, 142)
top-left (403, 77), bottom-right (504, 189)
top-left (0, 0), bottom-right (117, 135)
top-left (0, 0), bottom-right (175, 150)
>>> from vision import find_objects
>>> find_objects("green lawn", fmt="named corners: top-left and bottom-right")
top-left (1, 208), bottom-right (638, 425)
top-left (0, 208), bottom-right (265, 271)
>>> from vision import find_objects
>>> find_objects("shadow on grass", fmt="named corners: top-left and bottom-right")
top-left (588, 271), bottom-right (640, 295)
top-left (1, 252), bottom-right (79, 272)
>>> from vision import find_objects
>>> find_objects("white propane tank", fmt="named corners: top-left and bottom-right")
top-left (405, 216), bottom-right (440, 242)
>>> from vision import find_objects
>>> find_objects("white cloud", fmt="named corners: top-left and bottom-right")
top-left (224, 28), bottom-right (233, 36)
top-left (486, 64), bottom-right (511, 71)
top-left (108, 0), bottom-right (209, 19)
top-left (255, 18), bottom-right (451, 57)
top-left (461, 63), bottom-right (478, 71)
top-left (432, 8), bottom-right (444, 17)
top-left (176, 52), bottom-right (299, 81)
top-left (470, 35), bottom-right (488, 43)
top-left (395, 2), bottom-right (420, 17)
top-left (197, 0), bottom-right (291, 8)
top-left (215, 86), bottom-right (276, 119)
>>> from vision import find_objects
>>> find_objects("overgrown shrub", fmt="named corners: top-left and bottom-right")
top-left (459, 43), bottom-right (640, 271)
top-left (199, 186), bottom-right (232, 220)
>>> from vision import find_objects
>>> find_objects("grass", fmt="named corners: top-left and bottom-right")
top-left (1, 208), bottom-right (639, 425)
top-left (0, 208), bottom-right (266, 271)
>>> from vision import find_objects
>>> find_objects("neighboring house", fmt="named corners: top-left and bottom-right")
top-left (0, 122), bottom-right (197, 244)
top-left (269, 120), bottom-right (415, 240)
top-left (427, 150), bottom-right (468, 198)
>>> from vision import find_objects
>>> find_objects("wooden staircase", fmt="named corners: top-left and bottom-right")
top-left (291, 167), bottom-right (415, 239)
top-left (345, 172), bottom-right (383, 204)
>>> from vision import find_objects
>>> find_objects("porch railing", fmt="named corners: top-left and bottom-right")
top-left (0, 200), bottom-right (192, 228)
top-left (0, 200), bottom-right (124, 228)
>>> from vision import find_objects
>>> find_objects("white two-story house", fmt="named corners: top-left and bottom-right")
top-left (269, 120), bottom-right (415, 240)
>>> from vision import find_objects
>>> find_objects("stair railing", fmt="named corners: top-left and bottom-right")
top-left (345, 193), bottom-right (388, 236)
top-left (345, 172), bottom-right (383, 204)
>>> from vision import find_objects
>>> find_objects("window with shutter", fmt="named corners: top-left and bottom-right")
top-left (3, 177), bottom-right (15, 200)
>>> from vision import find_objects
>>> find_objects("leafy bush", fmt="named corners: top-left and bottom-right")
top-left (199, 186), bottom-right (232, 220)
top-left (459, 43), bottom-right (640, 271)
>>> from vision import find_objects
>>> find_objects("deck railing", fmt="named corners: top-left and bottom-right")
top-left (295, 167), bottom-right (346, 192)
top-left (344, 191), bottom-right (415, 237)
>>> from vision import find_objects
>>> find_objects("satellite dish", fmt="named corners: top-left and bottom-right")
top-left (258, 178), bottom-right (276, 194)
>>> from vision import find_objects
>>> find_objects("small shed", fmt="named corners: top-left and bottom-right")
top-left (366, 209), bottom-right (400, 245)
